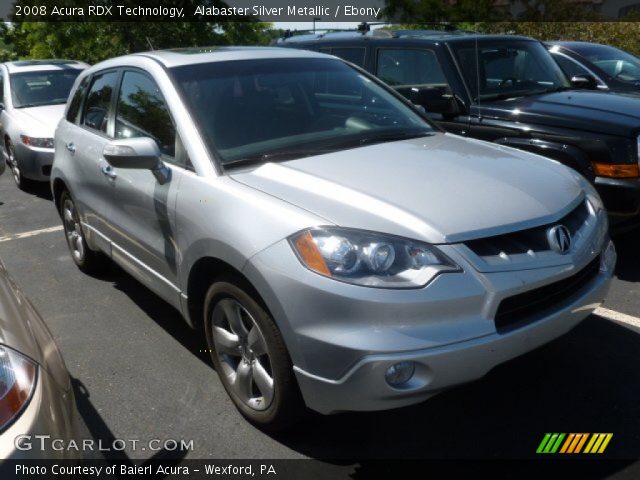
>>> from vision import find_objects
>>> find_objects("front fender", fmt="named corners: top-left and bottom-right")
top-left (495, 137), bottom-right (595, 182)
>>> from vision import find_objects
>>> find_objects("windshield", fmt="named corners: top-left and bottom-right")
top-left (451, 40), bottom-right (570, 101)
top-left (170, 58), bottom-right (433, 166)
top-left (10, 69), bottom-right (81, 108)
top-left (573, 44), bottom-right (640, 83)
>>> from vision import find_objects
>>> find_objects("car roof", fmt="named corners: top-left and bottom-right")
top-left (547, 41), bottom-right (614, 52)
top-left (276, 30), bottom-right (534, 45)
top-left (128, 46), bottom-right (330, 68)
top-left (4, 59), bottom-right (88, 74)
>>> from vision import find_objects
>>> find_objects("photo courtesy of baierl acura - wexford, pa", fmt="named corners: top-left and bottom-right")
top-left (50, 46), bottom-right (615, 429)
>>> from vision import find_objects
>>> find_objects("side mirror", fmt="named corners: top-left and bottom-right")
top-left (570, 74), bottom-right (598, 90)
top-left (0, 103), bottom-right (5, 111)
top-left (399, 86), bottom-right (462, 119)
top-left (103, 137), bottom-right (170, 184)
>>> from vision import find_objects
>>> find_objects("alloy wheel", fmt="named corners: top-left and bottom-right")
top-left (6, 143), bottom-right (21, 187)
top-left (62, 198), bottom-right (85, 263)
top-left (210, 298), bottom-right (274, 411)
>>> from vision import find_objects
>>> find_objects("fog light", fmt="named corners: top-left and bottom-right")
top-left (385, 362), bottom-right (415, 387)
top-left (601, 240), bottom-right (616, 272)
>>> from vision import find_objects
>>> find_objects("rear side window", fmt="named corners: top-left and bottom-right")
top-left (332, 48), bottom-right (366, 67)
top-left (0, 70), bottom-right (4, 104)
top-left (82, 71), bottom-right (118, 134)
top-left (376, 49), bottom-right (447, 86)
top-left (115, 71), bottom-right (176, 159)
top-left (66, 76), bottom-right (90, 123)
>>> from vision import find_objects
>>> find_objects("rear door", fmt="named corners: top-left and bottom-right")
top-left (55, 70), bottom-right (119, 252)
top-left (102, 68), bottom-right (188, 307)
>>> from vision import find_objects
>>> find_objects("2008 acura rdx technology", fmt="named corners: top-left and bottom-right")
top-left (51, 47), bottom-right (615, 429)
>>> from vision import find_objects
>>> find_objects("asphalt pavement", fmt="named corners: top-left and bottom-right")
top-left (1, 171), bottom-right (640, 476)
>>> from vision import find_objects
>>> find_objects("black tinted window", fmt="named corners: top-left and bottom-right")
top-left (376, 49), bottom-right (447, 86)
top-left (451, 41), bottom-right (569, 101)
top-left (66, 76), bottom-right (90, 123)
top-left (171, 58), bottom-right (431, 165)
top-left (332, 48), bottom-right (365, 67)
top-left (115, 71), bottom-right (175, 158)
top-left (9, 69), bottom-right (80, 108)
top-left (82, 71), bottom-right (118, 134)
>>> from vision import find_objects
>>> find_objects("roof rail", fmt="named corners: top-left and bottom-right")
top-left (273, 22), bottom-right (477, 44)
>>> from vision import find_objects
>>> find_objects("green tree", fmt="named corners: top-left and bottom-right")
top-left (383, 0), bottom-right (510, 23)
top-left (2, 0), bottom-right (274, 64)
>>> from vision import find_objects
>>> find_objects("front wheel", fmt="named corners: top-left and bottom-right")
top-left (6, 140), bottom-right (32, 190)
top-left (60, 190), bottom-right (108, 274)
top-left (204, 279), bottom-right (304, 430)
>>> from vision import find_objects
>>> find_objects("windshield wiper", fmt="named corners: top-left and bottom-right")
top-left (15, 101), bottom-right (65, 108)
top-left (223, 131), bottom-right (433, 169)
top-left (540, 86), bottom-right (572, 94)
top-left (223, 148), bottom-right (339, 169)
top-left (355, 130), bottom-right (433, 147)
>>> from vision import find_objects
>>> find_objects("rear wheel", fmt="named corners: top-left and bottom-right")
top-left (204, 279), bottom-right (304, 430)
top-left (60, 190), bottom-right (108, 274)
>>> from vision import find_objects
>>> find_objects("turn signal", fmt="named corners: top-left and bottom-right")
top-left (591, 162), bottom-right (640, 178)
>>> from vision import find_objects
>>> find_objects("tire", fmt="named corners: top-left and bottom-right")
top-left (204, 278), bottom-right (305, 431)
top-left (59, 190), bottom-right (108, 274)
top-left (5, 139), bottom-right (33, 191)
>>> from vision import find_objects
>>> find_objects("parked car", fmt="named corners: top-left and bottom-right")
top-left (276, 29), bottom-right (640, 229)
top-left (548, 41), bottom-right (640, 93)
top-left (0, 60), bottom-right (88, 189)
top-left (0, 256), bottom-right (79, 458)
top-left (52, 47), bottom-right (615, 429)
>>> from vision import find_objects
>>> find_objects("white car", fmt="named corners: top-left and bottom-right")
top-left (0, 60), bottom-right (87, 189)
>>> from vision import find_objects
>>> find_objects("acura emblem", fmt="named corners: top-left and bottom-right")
top-left (547, 225), bottom-right (572, 254)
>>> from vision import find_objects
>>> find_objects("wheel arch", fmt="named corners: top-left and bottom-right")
top-left (185, 256), bottom-right (268, 331)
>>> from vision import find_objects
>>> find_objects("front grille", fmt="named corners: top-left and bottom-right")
top-left (494, 255), bottom-right (600, 333)
top-left (466, 201), bottom-right (589, 257)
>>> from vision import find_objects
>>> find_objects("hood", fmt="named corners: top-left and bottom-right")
top-left (11, 104), bottom-right (66, 137)
top-left (479, 90), bottom-right (640, 137)
top-left (230, 133), bottom-right (583, 244)
top-left (0, 261), bottom-right (71, 391)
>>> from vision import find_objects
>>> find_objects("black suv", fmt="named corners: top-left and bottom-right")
top-left (276, 29), bottom-right (640, 228)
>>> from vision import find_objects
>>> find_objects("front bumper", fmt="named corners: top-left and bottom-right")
top-left (11, 142), bottom-right (54, 181)
top-left (0, 367), bottom-right (80, 459)
top-left (245, 230), bottom-right (614, 414)
top-left (294, 261), bottom-right (611, 414)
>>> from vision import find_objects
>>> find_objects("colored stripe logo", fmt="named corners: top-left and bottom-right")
top-left (537, 433), bottom-right (613, 454)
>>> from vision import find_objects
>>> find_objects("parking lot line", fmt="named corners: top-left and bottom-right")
top-left (0, 225), bottom-right (63, 243)
top-left (594, 307), bottom-right (640, 329)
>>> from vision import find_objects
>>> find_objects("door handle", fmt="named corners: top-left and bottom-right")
top-left (65, 142), bottom-right (76, 153)
top-left (101, 164), bottom-right (117, 179)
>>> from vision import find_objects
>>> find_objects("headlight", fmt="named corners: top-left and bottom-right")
top-left (0, 345), bottom-right (37, 431)
top-left (289, 228), bottom-right (460, 288)
top-left (20, 135), bottom-right (54, 149)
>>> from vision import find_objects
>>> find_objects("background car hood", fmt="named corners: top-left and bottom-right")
top-left (0, 260), bottom-right (71, 391)
top-left (479, 90), bottom-right (640, 136)
top-left (11, 104), bottom-right (66, 137)
top-left (230, 133), bottom-right (583, 244)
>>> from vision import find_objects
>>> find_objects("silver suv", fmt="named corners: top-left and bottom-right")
top-left (0, 60), bottom-right (87, 189)
top-left (51, 47), bottom-right (615, 429)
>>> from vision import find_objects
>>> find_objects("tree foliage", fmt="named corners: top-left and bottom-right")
top-left (1, 0), bottom-right (274, 64)
top-left (476, 22), bottom-right (640, 56)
